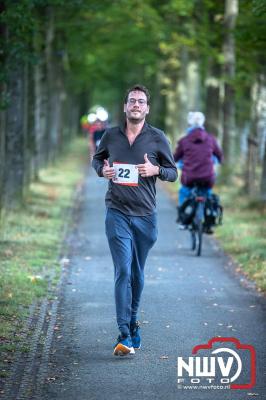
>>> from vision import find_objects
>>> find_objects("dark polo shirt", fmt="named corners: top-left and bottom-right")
top-left (92, 122), bottom-right (177, 216)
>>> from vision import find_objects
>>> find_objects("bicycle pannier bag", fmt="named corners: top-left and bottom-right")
top-left (179, 197), bottom-right (197, 225)
top-left (204, 193), bottom-right (223, 226)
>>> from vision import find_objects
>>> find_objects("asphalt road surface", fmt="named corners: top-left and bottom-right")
top-left (40, 168), bottom-right (266, 400)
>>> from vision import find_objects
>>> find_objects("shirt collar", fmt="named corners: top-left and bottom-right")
top-left (119, 121), bottom-right (148, 135)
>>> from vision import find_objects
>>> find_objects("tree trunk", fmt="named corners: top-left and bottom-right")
top-left (23, 61), bottom-right (31, 189)
top-left (244, 78), bottom-right (266, 196)
top-left (55, 61), bottom-right (66, 151)
top-left (205, 62), bottom-right (221, 137)
top-left (260, 140), bottom-right (266, 202)
top-left (258, 77), bottom-right (266, 201)
top-left (33, 53), bottom-right (44, 179)
top-left (186, 60), bottom-right (201, 112)
top-left (165, 83), bottom-right (178, 142)
top-left (222, 0), bottom-right (238, 166)
top-left (0, 108), bottom-right (6, 215)
top-left (44, 6), bottom-right (58, 162)
top-left (150, 61), bottom-right (165, 129)
top-left (175, 48), bottom-right (201, 138)
top-left (245, 137), bottom-right (258, 196)
top-left (175, 47), bottom-right (189, 136)
top-left (0, 1), bottom-right (6, 215)
top-left (4, 64), bottom-right (25, 208)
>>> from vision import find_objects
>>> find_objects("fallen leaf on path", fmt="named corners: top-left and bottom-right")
top-left (142, 320), bottom-right (149, 324)
top-left (84, 256), bottom-right (92, 260)
top-left (28, 275), bottom-right (43, 283)
top-left (160, 355), bottom-right (169, 360)
top-left (47, 377), bottom-right (56, 382)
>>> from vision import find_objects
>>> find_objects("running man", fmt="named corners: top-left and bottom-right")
top-left (92, 84), bottom-right (177, 356)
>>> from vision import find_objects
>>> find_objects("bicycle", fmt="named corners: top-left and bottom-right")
top-left (188, 187), bottom-right (209, 256)
top-left (178, 186), bottom-right (223, 257)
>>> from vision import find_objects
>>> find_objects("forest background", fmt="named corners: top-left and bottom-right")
top-left (0, 0), bottom-right (266, 208)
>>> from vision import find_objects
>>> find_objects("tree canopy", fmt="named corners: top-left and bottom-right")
top-left (1, 0), bottom-right (266, 209)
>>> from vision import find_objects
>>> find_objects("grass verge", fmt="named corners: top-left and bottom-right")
top-left (215, 179), bottom-right (266, 292)
top-left (168, 177), bottom-right (266, 293)
top-left (0, 136), bottom-right (88, 377)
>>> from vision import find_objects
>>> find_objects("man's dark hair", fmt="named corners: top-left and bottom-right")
top-left (124, 84), bottom-right (151, 105)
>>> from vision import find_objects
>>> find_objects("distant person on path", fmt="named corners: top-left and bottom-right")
top-left (92, 119), bottom-right (107, 151)
top-left (92, 84), bottom-right (177, 356)
top-left (173, 111), bottom-right (223, 226)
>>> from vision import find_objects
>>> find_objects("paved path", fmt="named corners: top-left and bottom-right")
top-left (40, 168), bottom-right (266, 400)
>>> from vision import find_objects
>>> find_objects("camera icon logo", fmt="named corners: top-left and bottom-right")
top-left (177, 337), bottom-right (256, 390)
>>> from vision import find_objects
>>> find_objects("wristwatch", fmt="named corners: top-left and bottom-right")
top-left (159, 166), bottom-right (163, 177)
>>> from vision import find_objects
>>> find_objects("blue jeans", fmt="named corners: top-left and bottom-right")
top-left (105, 208), bottom-right (157, 336)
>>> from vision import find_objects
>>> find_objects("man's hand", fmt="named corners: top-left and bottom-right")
top-left (136, 153), bottom-right (159, 178)
top-left (102, 159), bottom-right (115, 180)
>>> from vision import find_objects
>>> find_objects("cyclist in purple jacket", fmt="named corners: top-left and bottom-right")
top-left (173, 112), bottom-right (223, 225)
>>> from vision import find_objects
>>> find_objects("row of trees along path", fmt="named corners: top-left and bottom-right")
top-left (1, 0), bottom-right (266, 213)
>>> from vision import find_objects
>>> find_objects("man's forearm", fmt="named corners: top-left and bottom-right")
top-left (158, 166), bottom-right (178, 182)
top-left (92, 158), bottom-right (104, 177)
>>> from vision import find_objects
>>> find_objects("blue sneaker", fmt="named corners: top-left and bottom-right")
top-left (130, 321), bottom-right (141, 349)
top-left (113, 335), bottom-right (135, 356)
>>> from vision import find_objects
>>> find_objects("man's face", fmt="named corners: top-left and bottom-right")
top-left (124, 90), bottom-right (149, 124)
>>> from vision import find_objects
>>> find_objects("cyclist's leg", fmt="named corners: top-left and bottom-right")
top-left (178, 185), bottom-right (192, 206)
top-left (177, 185), bottom-right (192, 225)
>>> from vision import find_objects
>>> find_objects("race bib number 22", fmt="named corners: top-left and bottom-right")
top-left (112, 162), bottom-right (139, 186)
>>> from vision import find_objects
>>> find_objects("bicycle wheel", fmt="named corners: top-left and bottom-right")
top-left (194, 202), bottom-right (204, 256)
top-left (190, 230), bottom-right (196, 250)
top-left (196, 221), bottom-right (203, 256)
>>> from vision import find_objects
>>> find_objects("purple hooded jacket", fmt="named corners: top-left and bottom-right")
top-left (173, 128), bottom-right (223, 187)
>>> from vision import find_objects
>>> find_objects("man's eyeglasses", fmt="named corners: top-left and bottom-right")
top-left (128, 98), bottom-right (147, 105)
